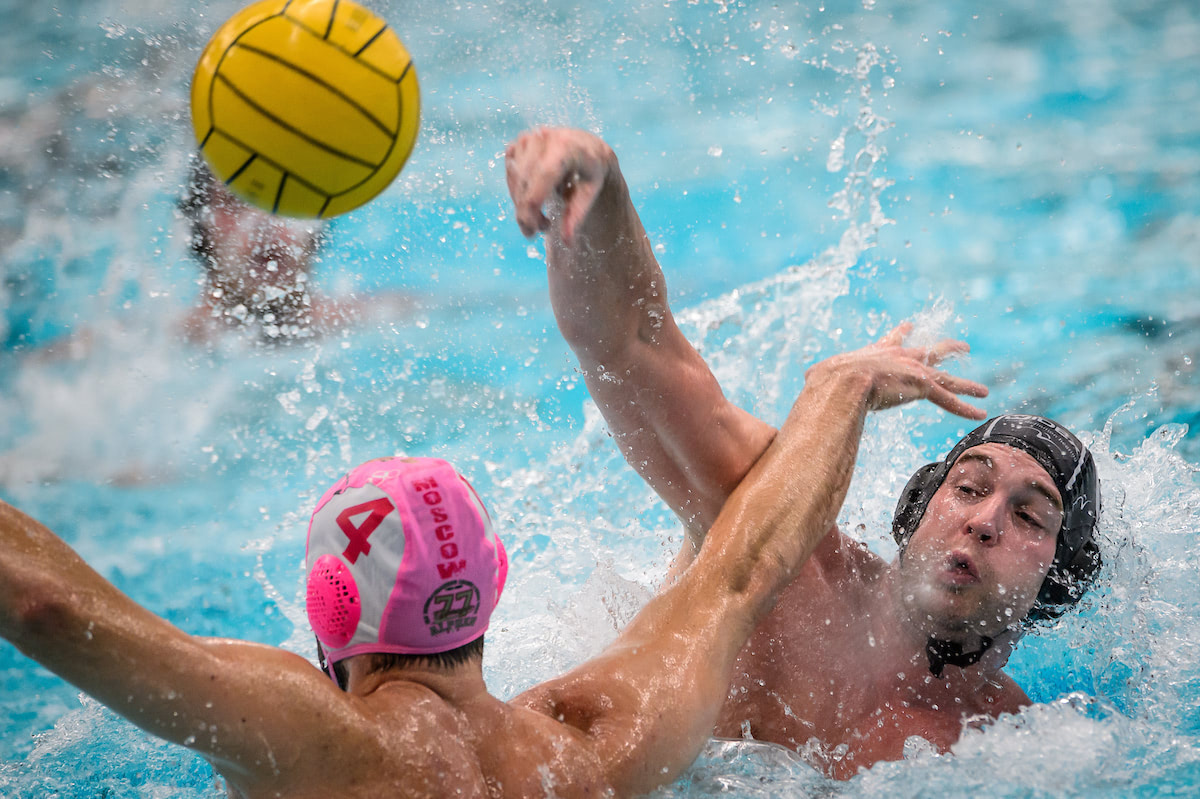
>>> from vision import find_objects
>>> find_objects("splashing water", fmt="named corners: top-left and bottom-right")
top-left (680, 36), bottom-right (896, 420)
top-left (1, 1), bottom-right (1199, 797)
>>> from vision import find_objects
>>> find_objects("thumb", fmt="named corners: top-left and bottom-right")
top-left (560, 176), bottom-right (603, 247)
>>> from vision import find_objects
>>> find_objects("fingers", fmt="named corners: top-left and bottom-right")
top-left (859, 353), bottom-right (988, 418)
top-left (504, 128), bottom-right (610, 246)
top-left (505, 131), bottom-right (554, 239)
top-left (877, 325), bottom-right (969, 366)
top-left (913, 366), bottom-right (988, 419)
top-left (875, 321), bottom-right (973, 368)
top-left (877, 322), bottom-right (913, 347)
top-left (925, 382), bottom-right (989, 420)
top-left (925, 338), bottom-right (969, 365)
top-left (934, 371), bottom-right (989, 399)
top-left (561, 174), bottom-right (602, 246)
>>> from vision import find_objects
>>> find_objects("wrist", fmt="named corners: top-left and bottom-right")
top-left (802, 357), bottom-right (873, 406)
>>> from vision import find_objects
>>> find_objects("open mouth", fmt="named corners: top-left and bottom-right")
top-left (943, 551), bottom-right (979, 582)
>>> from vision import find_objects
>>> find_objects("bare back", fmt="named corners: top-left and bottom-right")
top-left (215, 679), bottom-right (613, 799)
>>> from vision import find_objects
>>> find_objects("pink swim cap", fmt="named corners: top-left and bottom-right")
top-left (305, 457), bottom-right (508, 671)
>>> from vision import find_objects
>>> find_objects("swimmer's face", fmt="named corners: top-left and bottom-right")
top-left (897, 443), bottom-right (1063, 639)
top-left (191, 181), bottom-right (321, 306)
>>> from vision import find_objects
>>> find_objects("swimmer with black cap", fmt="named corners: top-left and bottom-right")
top-left (507, 124), bottom-right (1107, 779)
top-left (0, 318), bottom-right (987, 797)
top-left (892, 414), bottom-right (1101, 676)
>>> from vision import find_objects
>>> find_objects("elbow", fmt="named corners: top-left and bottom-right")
top-left (557, 313), bottom-right (641, 370)
top-left (555, 307), bottom-right (617, 357)
top-left (3, 578), bottom-right (74, 650)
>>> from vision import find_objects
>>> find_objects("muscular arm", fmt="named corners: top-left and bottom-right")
top-left (515, 338), bottom-right (988, 796)
top-left (0, 501), bottom-right (360, 793)
top-left (507, 128), bottom-right (776, 541)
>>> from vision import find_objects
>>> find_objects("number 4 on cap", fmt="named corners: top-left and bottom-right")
top-left (336, 498), bottom-right (395, 564)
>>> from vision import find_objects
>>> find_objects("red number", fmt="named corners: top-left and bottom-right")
top-left (335, 498), bottom-right (394, 564)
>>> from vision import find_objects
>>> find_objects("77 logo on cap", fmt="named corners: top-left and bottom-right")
top-left (424, 580), bottom-right (481, 637)
top-left (336, 498), bottom-right (395, 564)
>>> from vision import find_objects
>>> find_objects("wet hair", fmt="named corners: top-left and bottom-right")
top-left (892, 414), bottom-right (1102, 624)
top-left (177, 154), bottom-right (220, 266)
top-left (318, 636), bottom-right (486, 692)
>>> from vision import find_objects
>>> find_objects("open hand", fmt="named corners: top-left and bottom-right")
top-left (808, 322), bottom-right (989, 419)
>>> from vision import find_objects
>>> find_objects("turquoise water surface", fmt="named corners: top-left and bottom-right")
top-left (1, 0), bottom-right (1198, 796)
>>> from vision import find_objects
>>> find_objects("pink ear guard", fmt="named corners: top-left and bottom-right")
top-left (305, 457), bottom-right (508, 684)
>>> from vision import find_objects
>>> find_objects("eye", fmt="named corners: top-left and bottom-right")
top-left (1017, 510), bottom-right (1045, 530)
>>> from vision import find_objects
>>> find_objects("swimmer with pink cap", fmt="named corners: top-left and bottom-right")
top-left (305, 457), bottom-right (508, 684)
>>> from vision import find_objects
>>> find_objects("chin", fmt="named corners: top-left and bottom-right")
top-left (903, 581), bottom-right (993, 638)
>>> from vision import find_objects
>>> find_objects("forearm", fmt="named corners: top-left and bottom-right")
top-left (0, 500), bottom-right (90, 644)
top-left (693, 364), bottom-right (872, 620)
top-left (0, 501), bottom-right (336, 783)
top-left (577, 368), bottom-right (872, 794)
top-left (0, 500), bottom-right (186, 707)
top-left (693, 322), bottom-right (987, 612)
top-left (546, 155), bottom-right (777, 532)
top-left (545, 157), bottom-right (668, 368)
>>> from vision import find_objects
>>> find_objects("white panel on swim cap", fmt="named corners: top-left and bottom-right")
top-left (307, 482), bottom-right (406, 660)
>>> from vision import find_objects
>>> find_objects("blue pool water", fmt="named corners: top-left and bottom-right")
top-left (2, 0), bottom-right (1199, 795)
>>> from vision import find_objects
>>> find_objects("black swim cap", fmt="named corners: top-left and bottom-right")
top-left (891, 414), bottom-right (1102, 623)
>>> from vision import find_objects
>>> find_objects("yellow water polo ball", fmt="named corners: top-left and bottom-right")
top-left (190, 0), bottom-right (420, 218)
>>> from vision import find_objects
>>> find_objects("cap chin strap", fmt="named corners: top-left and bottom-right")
top-left (925, 634), bottom-right (994, 677)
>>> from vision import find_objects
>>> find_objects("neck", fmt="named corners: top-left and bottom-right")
top-left (879, 567), bottom-right (1014, 685)
top-left (345, 657), bottom-right (490, 705)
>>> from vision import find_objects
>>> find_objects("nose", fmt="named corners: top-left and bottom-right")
top-left (964, 496), bottom-right (1005, 546)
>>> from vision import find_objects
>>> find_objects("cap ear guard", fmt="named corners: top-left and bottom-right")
top-left (1027, 535), bottom-right (1102, 623)
top-left (1027, 441), bottom-right (1102, 623)
top-left (891, 462), bottom-right (942, 553)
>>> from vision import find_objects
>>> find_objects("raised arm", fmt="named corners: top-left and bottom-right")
top-left (514, 329), bottom-right (988, 796)
top-left (0, 500), bottom-right (363, 795)
top-left (507, 128), bottom-right (775, 538)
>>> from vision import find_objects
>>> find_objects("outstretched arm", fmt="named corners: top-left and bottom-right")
top-left (514, 330), bottom-right (987, 796)
top-left (0, 501), bottom-right (364, 795)
top-left (507, 128), bottom-right (776, 539)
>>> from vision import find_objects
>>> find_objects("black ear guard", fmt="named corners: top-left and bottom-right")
top-left (316, 637), bottom-right (349, 691)
top-left (891, 462), bottom-right (941, 552)
top-left (890, 415), bottom-right (1103, 624)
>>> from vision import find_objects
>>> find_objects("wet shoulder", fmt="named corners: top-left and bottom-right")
top-left (983, 670), bottom-right (1032, 715)
top-left (231, 682), bottom-right (491, 799)
top-left (809, 525), bottom-right (890, 598)
top-left (475, 700), bottom-right (611, 797)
